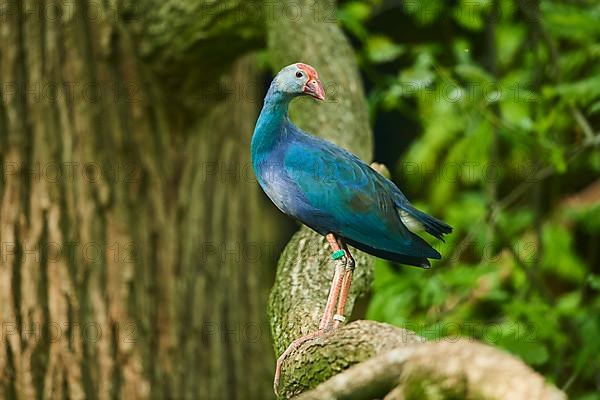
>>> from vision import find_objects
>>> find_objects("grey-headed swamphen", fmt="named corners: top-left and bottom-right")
top-left (251, 63), bottom-right (452, 393)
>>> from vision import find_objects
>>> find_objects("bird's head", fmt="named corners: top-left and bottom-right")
top-left (271, 63), bottom-right (325, 101)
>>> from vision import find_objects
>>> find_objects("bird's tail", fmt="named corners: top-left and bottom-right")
top-left (398, 205), bottom-right (453, 241)
top-left (344, 238), bottom-right (434, 269)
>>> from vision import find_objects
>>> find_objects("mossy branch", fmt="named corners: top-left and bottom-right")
top-left (295, 340), bottom-right (567, 400)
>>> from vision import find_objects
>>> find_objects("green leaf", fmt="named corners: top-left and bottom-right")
top-left (556, 291), bottom-right (582, 315)
top-left (496, 24), bottom-right (526, 69)
top-left (404, 0), bottom-right (447, 25)
top-left (455, 63), bottom-right (494, 85)
top-left (452, 0), bottom-right (491, 31)
top-left (544, 73), bottom-right (600, 107)
top-left (337, 1), bottom-right (372, 40)
top-left (588, 275), bottom-right (600, 291)
top-left (588, 100), bottom-right (600, 115)
top-left (338, 1), bottom-right (371, 21)
top-left (541, 223), bottom-right (586, 282)
top-left (500, 340), bottom-right (550, 366)
top-left (366, 35), bottom-right (405, 63)
top-left (542, 2), bottom-right (600, 41)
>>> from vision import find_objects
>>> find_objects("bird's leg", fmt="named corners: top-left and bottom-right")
top-left (333, 241), bottom-right (356, 329)
top-left (319, 233), bottom-right (347, 330)
top-left (273, 330), bottom-right (321, 396)
top-left (273, 233), bottom-right (347, 395)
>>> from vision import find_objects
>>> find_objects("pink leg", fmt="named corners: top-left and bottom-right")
top-left (319, 234), bottom-right (347, 330)
top-left (273, 330), bottom-right (321, 396)
top-left (273, 233), bottom-right (347, 395)
top-left (333, 241), bottom-right (356, 329)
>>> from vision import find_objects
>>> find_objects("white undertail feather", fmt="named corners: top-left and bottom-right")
top-left (398, 210), bottom-right (425, 232)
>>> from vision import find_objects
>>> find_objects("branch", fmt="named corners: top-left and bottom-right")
top-left (126, 0), bottom-right (263, 67)
top-left (274, 320), bottom-right (422, 398)
top-left (298, 340), bottom-right (567, 400)
top-left (122, 0), bottom-right (265, 110)
top-left (294, 344), bottom-right (418, 400)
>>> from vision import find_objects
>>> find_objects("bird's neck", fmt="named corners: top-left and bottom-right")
top-left (251, 90), bottom-right (294, 156)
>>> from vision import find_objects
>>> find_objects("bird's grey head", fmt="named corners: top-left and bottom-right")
top-left (269, 63), bottom-right (325, 101)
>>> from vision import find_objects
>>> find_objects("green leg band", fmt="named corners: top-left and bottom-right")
top-left (332, 250), bottom-right (345, 260)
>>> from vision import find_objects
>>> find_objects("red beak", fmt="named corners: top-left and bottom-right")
top-left (303, 79), bottom-right (325, 101)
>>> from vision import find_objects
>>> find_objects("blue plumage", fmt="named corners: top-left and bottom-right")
top-left (252, 64), bottom-right (452, 268)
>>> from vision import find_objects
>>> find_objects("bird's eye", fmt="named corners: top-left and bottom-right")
top-left (296, 71), bottom-right (303, 78)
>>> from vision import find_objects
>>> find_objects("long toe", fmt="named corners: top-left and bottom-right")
top-left (273, 330), bottom-right (324, 396)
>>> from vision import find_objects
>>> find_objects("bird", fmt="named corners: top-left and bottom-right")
top-left (251, 63), bottom-right (452, 394)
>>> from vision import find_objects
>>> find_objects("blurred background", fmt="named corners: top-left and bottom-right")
top-left (0, 0), bottom-right (598, 399)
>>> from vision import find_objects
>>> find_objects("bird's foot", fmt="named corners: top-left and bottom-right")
top-left (273, 329), bottom-right (325, 397)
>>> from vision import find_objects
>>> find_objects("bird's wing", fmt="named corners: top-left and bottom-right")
top-left (283, 137), bottom-right (441, 259)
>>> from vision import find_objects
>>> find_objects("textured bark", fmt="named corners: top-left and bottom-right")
top-left (0, 1), bottom-right (284, 399)
top-left (296, 340), bottom-right (567, 400)
top-left (125, 0), bottom-right (265, 113)
top-left (296, 346), bottom-right (419, 400)
top-left (275, 321), bottom-right (422, 397)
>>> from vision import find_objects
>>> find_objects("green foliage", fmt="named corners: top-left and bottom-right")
top-left (366, 35), bottom-right (405, 63)
top-left (339, 0), bottom-right (600, 398)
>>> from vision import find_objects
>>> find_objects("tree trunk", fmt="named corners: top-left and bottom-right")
top-left (0, 1), bottom-right (284, 399)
